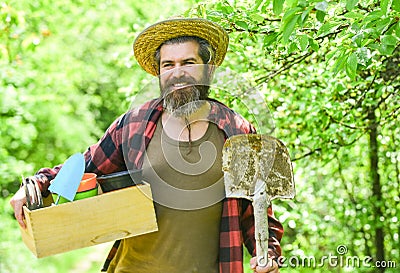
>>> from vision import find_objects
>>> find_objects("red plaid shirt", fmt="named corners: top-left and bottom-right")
top-left (36, 98), bottom-right (283, 273)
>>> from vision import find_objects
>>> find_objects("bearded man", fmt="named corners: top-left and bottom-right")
top-left (10, 18), bottom-right (283, 273)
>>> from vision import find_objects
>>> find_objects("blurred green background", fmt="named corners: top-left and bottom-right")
top-left (1, 0), bottom-right (399, 272)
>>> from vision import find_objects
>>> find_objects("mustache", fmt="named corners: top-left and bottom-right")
top-left (164, 76), bottom-right (201, 89)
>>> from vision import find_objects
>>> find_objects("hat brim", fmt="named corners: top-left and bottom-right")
top-left (133, 18), bottom-right (229, 76)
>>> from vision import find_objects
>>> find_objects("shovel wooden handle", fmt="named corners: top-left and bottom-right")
top-left (253, 189), bottom-right (270, 267)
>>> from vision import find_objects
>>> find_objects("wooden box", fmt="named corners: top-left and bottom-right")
top-left (20, 183), bottom-right (158, 258)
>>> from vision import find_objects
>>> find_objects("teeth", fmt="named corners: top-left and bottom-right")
top-left (174, 83), bottom-right (187, 87)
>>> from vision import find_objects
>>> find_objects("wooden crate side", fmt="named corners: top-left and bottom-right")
top-left (21, 184), bottom-right (157, 258)
top-left (20, 224), bottom-right (38, 257)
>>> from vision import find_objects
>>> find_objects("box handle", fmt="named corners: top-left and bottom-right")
top-left (91, 230), bottom-right (131, 244)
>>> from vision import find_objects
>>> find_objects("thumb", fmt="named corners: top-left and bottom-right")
top-left (250, 257), bottom-right (257, 269)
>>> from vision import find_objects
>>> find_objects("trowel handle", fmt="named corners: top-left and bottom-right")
top-left (253, 190), bottom-right (270, 267)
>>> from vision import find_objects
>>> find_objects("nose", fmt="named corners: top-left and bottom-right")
top-left (171, 66), bottom-right (185, 79)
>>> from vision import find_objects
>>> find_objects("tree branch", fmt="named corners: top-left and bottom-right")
top-left (292, 148), bottom-right (322, 161)
top-left (255, 51), bottom-right (313, 84)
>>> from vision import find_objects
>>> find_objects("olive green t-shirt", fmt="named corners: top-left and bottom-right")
top-left (107, 119), bottom-right (225, 273)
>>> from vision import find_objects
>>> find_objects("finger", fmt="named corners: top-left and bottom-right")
top-left (14, 204), bottom-right (26, 229)
top-left (255, 260), bottom-right (279, 273)
top-left (254, 266), bottom-right (270, 273)
top-left (250, 257), bottom-right (257, 269)
top-left (10, 189), bottom-right (27, 229)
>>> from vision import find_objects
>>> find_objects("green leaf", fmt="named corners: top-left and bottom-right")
top-left (375, 18), bottom-right (391, 33)
top-left (346, 52), bottom-right (358, 79)
top-left (396, 22), bottom-right (400, 38)
top-left (298, 34), bottom-right (309, 51)
top-left (300, 8), bottom-right (311, 26)
top-left (273, 0), bottom-right (285, 15)
top-left (381, 35), bottom-right (398, 46)
top-left (309, 37), bottom-right (319, 51)
top-left (263, 32), bottom-right (279, 46)
top-left (282, 14), bottom-right (300, 44)
top-left (346, 0), bottom-right (358, 11)
top-left (254, 0), bottom-right (264, 10)
top-left (362, 10), bottom-right (384, 23)
top-left (394, 0), bottom-right (400, 11)
top-left (379, 44), bottom-right (395, 55)
top-left (343, 11), bottom-right (363, 20)
top-left (333, 49), bottom-right (347, 74)
top-left (234, 32), bottom-right (247, 43)
top-left (380, 0), bottom-right (391, 15)
top-left (325, 48), bottom-right (338, 63)
top-left (250, 13), bottom-right (265, 24)
top-left (282, 7), bottom-right (302, 22)
top-left (316, 10), bottom-right (326, 23)
top-left (285, 0), bottom-right (298, 8)
top-left (317, 22), bottom-right (341, 37)
top-left (199, 5), bottom-right (207, 17)
top-left (235, 20), bottom-right (248, 30)
top-left (288, 41), bottom-right (298, 53)
top-left (352, 32), bottom-right (364, 47)
top-left (220, 4), bottom-right (234, 14)
top-left (368, 43), bottom-right (380, 51)
top-left (361, 38), bottom-right (375, 47)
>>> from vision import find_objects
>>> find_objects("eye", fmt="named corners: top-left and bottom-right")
top-left (183, 61), bottom-right (196, 66)
top-left (161, 63), bottom-right (174, 70)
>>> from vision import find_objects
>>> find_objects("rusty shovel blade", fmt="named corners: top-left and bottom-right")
top-left (222, 134), bottom-right (295, 265)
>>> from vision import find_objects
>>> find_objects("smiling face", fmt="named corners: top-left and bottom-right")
top-left (158, 40), bottom-right (211, 117)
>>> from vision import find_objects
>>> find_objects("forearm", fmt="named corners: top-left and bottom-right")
top-left (34, 165), bottom-right (62, 196)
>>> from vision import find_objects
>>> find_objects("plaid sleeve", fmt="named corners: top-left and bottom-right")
top-left (240, 199), bottom-right (256, 256)
top-left (219, 199), bottom-right (244, 273)
top-left (32, 171), bottom-right (60, 196)
top-left (84, 114), bottom-right (127, 175)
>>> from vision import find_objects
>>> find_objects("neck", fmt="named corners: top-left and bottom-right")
top-left (162, 101), bottom-right (211, 142)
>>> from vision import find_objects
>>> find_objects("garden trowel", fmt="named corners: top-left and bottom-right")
top-left (48, 153), bottom-right (85, 204)
top-left (222, 134), bottom-right (295, 266)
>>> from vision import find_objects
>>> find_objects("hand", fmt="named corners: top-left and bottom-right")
top-left (9, 187), bottom-right (27, 229)
top-left (250, 256), bottom-right (280, 273)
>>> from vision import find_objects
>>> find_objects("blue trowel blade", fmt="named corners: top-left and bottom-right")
top-left (48, 153), bottom-right (85, 202)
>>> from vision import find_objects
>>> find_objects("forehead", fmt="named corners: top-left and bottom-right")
top-left (159, 41), bottom-right (200, 61)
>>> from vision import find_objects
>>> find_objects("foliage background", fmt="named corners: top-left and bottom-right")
top-left (1, 0), bottom-right (399, 272)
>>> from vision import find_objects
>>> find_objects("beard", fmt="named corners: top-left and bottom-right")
top-left (160, 74), bottom-right (210, 117)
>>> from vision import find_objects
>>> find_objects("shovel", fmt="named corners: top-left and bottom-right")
top-left (222, 134), bottom-right (295, 266)
top-left (48, 153), bottom-right (85, 204)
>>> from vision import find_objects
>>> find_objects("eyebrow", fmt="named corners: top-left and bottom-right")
top-left (160, 57), bottom-right (199, 65)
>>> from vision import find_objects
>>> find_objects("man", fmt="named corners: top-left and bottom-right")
top-left (10, 18), bottom-right (283, 273)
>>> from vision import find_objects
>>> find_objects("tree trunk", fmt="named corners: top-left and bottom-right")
top-left (368, 109), bottom-right (385, 272)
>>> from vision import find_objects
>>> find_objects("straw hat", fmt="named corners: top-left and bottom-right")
top-left (133, 18), bottom-right (229, 76)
